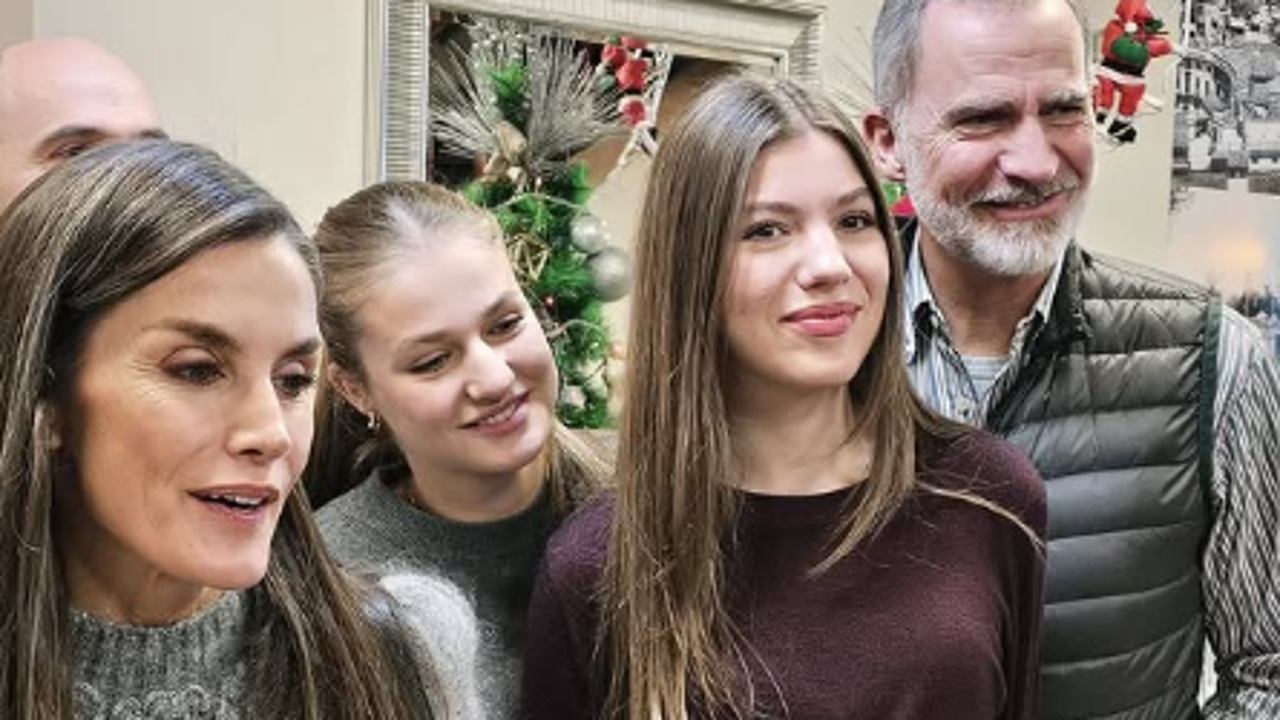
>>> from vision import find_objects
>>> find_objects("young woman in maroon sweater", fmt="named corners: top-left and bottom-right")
top-left (519, 72), bottom-right (1046, 720)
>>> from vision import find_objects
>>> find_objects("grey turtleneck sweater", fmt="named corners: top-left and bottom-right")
top-left (72, 590), bottom-right (247, 718)
top-left (317, 469), bottom-right (557, 720)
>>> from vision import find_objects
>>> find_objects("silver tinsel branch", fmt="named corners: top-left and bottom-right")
top-left (430, 36), bottom-right (503, 160)
top-left (524, 34), bottom-right (621, 175)
top-left (430, 16), bottom-right (623, 184)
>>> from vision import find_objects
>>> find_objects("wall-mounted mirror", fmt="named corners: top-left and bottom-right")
top-left (366, 0), bottom-right (826, 185)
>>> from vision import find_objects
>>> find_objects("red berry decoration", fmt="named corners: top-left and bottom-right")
top-left (601, 43), bottom-right (627, 69)
top-left (616, 57), bottom-right (649, 91)
top-left (618, 96), bottom-right (647, 126)
top-left (620, 35), bottom-right (648, 50)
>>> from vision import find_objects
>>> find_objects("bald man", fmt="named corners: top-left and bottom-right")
top-left (0, 37), bottom-right (164, 212)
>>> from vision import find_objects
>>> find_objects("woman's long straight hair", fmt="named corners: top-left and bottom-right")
top-left (0, 140), bottom-right (435, 719)
top-left (305, 181), bottom-right (605, 514)
top-left (598, 72), bottom-right (973, 720)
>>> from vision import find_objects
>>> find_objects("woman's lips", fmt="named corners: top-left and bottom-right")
top-left (463, 392), bottom-right (530, 434)
top-left (189, 485), bottom-right (280, 525)
top-left (783, 302), bottom-right (860, 337)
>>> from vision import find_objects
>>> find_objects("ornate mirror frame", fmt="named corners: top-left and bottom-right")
top-left (364, 0), bottom-right (829, 182)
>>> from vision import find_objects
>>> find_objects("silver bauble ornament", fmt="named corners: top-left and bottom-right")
top-left (559, 384), bottom-right (587, 410)
top-left (570, 214), bottom-right (609, 255)
top-left (589, 247), bottom-right (631, 302)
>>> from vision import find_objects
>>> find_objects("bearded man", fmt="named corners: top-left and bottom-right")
top-left (864, 0), bottom-right (1280, 717)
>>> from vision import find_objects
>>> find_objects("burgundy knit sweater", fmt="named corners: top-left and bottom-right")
top-left (520, 431), bottom-right (1046, 719)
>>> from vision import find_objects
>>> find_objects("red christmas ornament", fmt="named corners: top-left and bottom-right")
top-left (616, 57), bottom-right (649, 91)
top-left (1093, 0), bottom-right (1172, 144)
top-left (890, 193), bottom-right (915, 217)
top-left (618, 96), bottom-right (647, 126)
top-left (601, 43), bottom-right (628, 70)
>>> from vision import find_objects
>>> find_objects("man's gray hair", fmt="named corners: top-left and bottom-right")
top-left (871, 0), bottom-right (1090, 120)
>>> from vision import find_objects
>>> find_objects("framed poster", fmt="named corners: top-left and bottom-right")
top-left (1171, 0), bottom-right (1280, 354)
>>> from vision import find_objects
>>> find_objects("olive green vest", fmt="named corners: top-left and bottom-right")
top-left (990, 247), bottom-right (1219, 719)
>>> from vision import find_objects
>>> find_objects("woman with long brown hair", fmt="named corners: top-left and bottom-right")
top-left (0, 139), bottom-right (453, 719)
top-left (307, 181), bottom-right (607, 719)
top-left (520, 72), bottom-right (1046, 719)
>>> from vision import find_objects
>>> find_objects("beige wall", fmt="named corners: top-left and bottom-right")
top-left (32, 0), bottom-right (366, 231)
top-left (0, 0), bottom-right (33, 50)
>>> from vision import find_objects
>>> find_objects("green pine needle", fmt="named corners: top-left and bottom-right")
top-left (488, 61), bottom-right (529, 129)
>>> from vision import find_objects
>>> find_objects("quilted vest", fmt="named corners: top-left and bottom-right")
top-left (988, 247), bottom-right (1219, 719)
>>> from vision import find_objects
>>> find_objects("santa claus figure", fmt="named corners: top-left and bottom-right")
top-left (1094, 0), bottom-right (1173, 144)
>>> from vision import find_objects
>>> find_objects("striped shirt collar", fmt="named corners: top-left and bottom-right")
top-left (902, 224), bottom-right (1066, 362)
top-left (901, 222), bottom-right (1068, 422)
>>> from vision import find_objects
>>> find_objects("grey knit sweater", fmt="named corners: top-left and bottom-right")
top-left (318, 469), bottom-right (558, 720)
top-left (72, 590), bottom-right (247, 719)
top-left (70, 576), bottom-right (478, 719)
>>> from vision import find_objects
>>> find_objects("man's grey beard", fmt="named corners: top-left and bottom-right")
top-left (904, 169), bottom-right (1087, 278)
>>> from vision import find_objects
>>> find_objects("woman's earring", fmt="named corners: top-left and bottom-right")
top-left (366, 411), bottom-right (381, 433)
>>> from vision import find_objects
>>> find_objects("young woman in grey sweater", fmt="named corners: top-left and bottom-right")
top-left (307, 181), bottom-right (607, 720)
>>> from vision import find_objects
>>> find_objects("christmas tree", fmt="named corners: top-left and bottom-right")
top-left (430, 18), bottom-right (648, 428)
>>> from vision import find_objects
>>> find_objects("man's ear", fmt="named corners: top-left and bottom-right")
top-left (862, 108), bottom-right (906, 182)
top-left (327, 363), bottom-right (372, 416)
